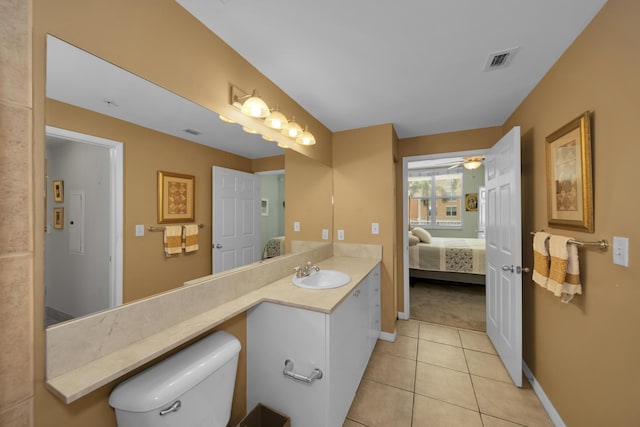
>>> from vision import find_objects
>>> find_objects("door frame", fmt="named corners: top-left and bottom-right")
top-left (45, 126), bottom-right (124, 307)
top-left (400, 148), bottom-right (487, 320)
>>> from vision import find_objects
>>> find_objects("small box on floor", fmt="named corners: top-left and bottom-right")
top-left (238, 404), bottom-right (291, 427)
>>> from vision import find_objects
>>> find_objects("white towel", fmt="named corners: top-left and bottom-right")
top-left (532, 232), bottom-right (551, 288)
top-left (182, 224), bottom-right (199, 253)
top-left (547, 235), bottom-right (582, 303)
top-left (164, 225), bottom-right (182, 256)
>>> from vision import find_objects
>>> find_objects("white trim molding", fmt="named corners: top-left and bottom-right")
top-left (523, 361), bottom-right (566, 427)
top-left (379, 330), bottom-right (397, 342)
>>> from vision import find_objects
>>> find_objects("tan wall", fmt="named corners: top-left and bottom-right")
top-left (503, 1), bottom-right (640, 425)
top-left (252, 155), bottom-right (285, 173)
top-left (284, 150), bottom-right (334, 251)
top-left (395, 126), bottom-right (501, 312)
top-left (399, 126), bottom-right (503, 158)
top-left (0, 1), bottom-right (34, 426)
top-left (333, 124), bottom-right (397, 333)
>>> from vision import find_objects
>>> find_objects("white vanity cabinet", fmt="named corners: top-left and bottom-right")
top-left (247, 264), bottom-right (380, 427)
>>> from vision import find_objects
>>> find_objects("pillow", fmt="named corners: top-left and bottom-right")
top-left (411, 227), bottom-right (432, 243)
top-left (408, 234), bottom-right (420, 246)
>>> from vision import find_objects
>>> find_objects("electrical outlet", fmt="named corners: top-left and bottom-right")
top-left (371, 223), bottom-right (379, 235)
top-left (337, 229), bottom-right (345, 241)
top-left (613, 236), bottom-right (629, 267)
top-left (322, 229), bottom-right (329, 240)
top-left (294, 221), bottom-right (300, 232)
top-left (135, 224), bottom-right (145, 237)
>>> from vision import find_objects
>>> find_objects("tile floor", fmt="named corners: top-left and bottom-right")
top-left (344, 319), bottom-right (553, 427)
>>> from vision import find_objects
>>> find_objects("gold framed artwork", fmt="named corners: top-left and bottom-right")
top-left (53, 179), bottom-right (64, 202)
top-left (53, 207), bottom-right (64, 229)
top-left (157, 171), bottom-right (195, 223)
top-left (545, 111), bottom-right (594, 232)
top-left (465, 193), bottom-right (478, 211)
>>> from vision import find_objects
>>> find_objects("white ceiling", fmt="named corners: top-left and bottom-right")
top-left (177, 0), bottom-right (607, 138)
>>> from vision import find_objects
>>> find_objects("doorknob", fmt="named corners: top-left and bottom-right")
top-left (501, 265), bottom-right (514, 273)
top-left (517, 266), bottom-right (531, 274)
top-left (213, 243), bottom-right (222, 249)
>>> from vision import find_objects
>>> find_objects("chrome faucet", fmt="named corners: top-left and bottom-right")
top-left (294, 261), bottom-right (320, 278)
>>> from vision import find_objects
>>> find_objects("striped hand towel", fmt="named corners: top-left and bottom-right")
top-left (182, 224), bottom-right (199, 253)
top-left (164, 225), bottom-right (183, 256)
top-left (532, 232), bottom-right (551, 288)
top-left (547, 235), bottom-right (582, 303)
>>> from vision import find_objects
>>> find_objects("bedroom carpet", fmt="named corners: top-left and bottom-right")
top-left (410, 280), bottom-right (486, 331)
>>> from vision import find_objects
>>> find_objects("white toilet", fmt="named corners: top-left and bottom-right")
top-left (109, 330), bottom-right (241, 427)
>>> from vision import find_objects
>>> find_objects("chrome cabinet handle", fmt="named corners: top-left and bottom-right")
top-left (283, 360), bottom-right (323, 384)
top-left (159, 400), bottom-right (181, 416)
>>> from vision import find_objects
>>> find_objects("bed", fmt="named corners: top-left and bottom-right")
top-left (409, 237), bottom-right (486, 285)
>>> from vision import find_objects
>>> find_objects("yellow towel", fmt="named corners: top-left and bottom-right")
top-left (547, 235), bottom-right (582, 303)
top-left (164, 225), bottom-right (182, 256)
top-left (182, 224), bottom-right (199, 253)
top-left (532, 232), bottom-right (551, 288)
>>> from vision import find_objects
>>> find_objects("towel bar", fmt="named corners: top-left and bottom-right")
top-left (148, 224), bottom-right (204, 232)
top-left (529, 231), bottom-right (608, 250)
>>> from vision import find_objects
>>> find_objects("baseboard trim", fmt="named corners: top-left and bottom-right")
top-left (397, 311), bottom-right (409, 320)
top-left (378, 330), bottom-right (397, 342)
top-left (522, 361), bottom-right (566, 427)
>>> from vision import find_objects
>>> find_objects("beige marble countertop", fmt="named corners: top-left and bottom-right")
top-left (46, 254), bottom-right (380, 403)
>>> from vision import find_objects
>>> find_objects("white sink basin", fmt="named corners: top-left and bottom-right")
top-left (292, 270), bottom-right (351, 289)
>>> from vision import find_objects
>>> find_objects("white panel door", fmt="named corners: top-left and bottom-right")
top-left (212, 166), bottom-right (261, 273)
top-left (485, 127), bottom-right (523, 387)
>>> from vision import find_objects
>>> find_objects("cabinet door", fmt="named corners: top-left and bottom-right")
top-left (328, 279), bottom-right (370, 426)
top-left (248, 302), bottom-right (328, 427)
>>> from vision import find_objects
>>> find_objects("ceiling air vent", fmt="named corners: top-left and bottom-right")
top-left (483, 47), bottom-right (519, 71)
top-left (183, 128), bottom-right (203, 136)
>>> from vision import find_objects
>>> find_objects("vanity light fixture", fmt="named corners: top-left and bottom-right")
top-left (277, 139), bottom-right (289, 149)
top-left (264, 107), bottom-right (289, 130)
top-left (240, 91), bottom-right (270, 118)
top-left (296, 125), bottom-right (316, 146)
top-left (282, 116), bottom-right (303, 138)
top-left (242, 126), bottom-right (259, 134)
top-left (231, 85), bottom-right (271, 118)
top-left (262, 134), bottom-right (276, 142)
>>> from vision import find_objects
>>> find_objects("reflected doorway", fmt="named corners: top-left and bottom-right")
top-left (44, 126), bottom-right (123, 327)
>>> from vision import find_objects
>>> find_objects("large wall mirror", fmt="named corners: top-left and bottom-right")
top-left (44, 35), bottom-right (333, 328)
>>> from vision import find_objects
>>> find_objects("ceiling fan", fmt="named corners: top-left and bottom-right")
top-left (408, 156), bottom-right (485, 171)
top-left (445, 156), bottom-right (485, 170)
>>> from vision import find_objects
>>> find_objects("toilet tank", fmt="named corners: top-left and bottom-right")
top-left (109, 331), bottom-right (241, 427)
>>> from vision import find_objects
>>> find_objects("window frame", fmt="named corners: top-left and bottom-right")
top-left (408, 167), bottom-right (464, 230)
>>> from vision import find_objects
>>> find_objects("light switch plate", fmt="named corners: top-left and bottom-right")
top-left (613, 236), bottom-right (629, 267)
top-left (294, 221), bottom-right (300, 232)
top-left (371, 223), bottom-right (379, 235)
top-left (322, 229), bottom-right (329, 240)
top-left (135, 224), bottom-right (145, 237)
top-left (337, 229), bottom-right (345, 241)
